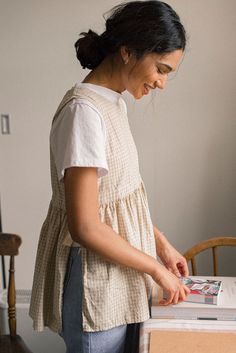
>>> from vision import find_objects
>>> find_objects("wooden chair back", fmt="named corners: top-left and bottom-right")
top-left (0, 232), bottom-right (33, 353)
top-left (183, 236), bottom-right (236, 276)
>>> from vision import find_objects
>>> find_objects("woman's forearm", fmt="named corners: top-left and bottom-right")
top-left (73, 221), bottom-right (163, 278)
top-left (73, 221), bottom-right (190, 301)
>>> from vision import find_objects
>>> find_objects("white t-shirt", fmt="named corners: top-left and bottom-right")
top-left (50, 83), bottom-right (127, 181)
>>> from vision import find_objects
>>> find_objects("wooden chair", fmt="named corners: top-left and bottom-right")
top-left (183, 236), bottom-right (236, 276)
top-left (0, 233), bottom-right (33, 353)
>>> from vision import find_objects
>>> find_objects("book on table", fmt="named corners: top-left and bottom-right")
top-left (164, 277), bottom-right (222, 305)
top-left (151, 276), bottom-right (236, 321)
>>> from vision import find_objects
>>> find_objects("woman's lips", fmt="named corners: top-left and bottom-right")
top-left (143, 83), bottom-right (154, 95)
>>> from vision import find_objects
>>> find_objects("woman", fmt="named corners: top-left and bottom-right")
top-left (29, 1), bottom-right (190, 352)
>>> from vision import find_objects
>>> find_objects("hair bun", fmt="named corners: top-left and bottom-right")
top-left (74, 29), bottom-right (106, 70)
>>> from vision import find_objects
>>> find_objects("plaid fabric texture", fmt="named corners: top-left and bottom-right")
top-left (29, 86), bottom-right (156, 332)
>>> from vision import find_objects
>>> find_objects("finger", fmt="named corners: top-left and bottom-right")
top-left (177, 261), bottom-right (189, 277)
top-left (184, 284), bottom-right (191, 294)
top-left (178, 286), bottom-right (187, 302)
top-left (159, 298), bottom-right (171, 306)
top-left (160, 291), bottom-right (174, 306)
top-left (171, 291), bottom-right (179, 305)
top-left (184, 266), bottom-right (189, 277)
top-left (158, 299), bottom-right (169, 306)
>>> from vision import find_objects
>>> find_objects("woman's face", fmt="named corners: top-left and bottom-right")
top-left (121, 49), bottom-right (183, 99)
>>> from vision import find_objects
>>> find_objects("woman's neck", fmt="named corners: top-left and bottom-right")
top-left (82, 55), bottom-right (126, 94)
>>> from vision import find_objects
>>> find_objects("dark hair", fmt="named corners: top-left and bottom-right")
top-left (75, 0), bottom-right (186, 70)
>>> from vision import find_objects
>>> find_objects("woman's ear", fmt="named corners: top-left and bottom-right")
top-left (120, 46), bottom-right (131, 65)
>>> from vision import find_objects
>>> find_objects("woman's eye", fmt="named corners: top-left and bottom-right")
top-left (157, 67), bottom-right (165, 75)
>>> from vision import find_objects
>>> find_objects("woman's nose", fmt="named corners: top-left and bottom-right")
top-left (156, 76), bottom-right (167, 90)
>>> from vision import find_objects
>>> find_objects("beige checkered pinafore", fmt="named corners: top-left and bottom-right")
top-left (29, 86), bottom-right (156, 332)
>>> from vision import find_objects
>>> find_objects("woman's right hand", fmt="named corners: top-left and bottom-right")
top-left (152, 264), bottom-right (190, 305)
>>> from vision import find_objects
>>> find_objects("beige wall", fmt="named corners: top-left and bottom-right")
top-left (0, 0), bottom-right (235, 289)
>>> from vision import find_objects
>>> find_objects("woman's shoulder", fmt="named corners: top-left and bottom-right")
top-left (51, 95), bottom-right (106, 138)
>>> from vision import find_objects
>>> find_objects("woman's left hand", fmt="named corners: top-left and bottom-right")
top-left (154, 227), bottom-right (189, 277)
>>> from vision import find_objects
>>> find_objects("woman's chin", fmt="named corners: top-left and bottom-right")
top-left (126, 87), bottom-right (143, 100)
top-left (132, 91), bottom-right (143, 100)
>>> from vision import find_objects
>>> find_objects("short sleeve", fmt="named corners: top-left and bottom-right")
top-left (50, 99), bottom-right (108, 181)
